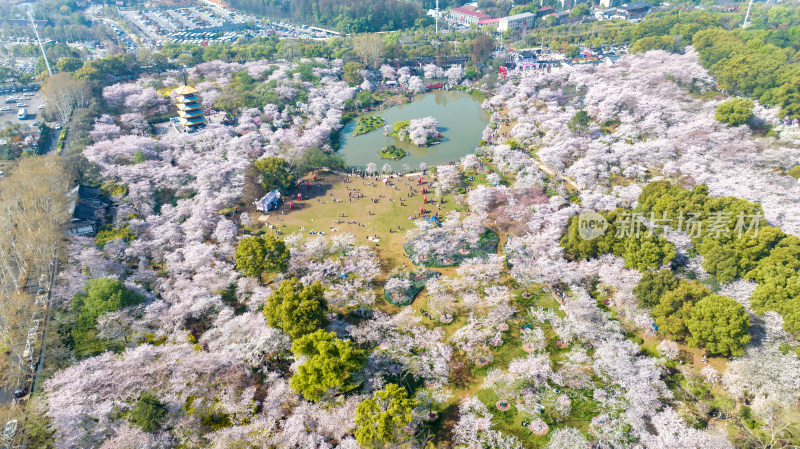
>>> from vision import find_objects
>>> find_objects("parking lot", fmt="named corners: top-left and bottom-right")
top-left (0, 55), bottom-right (38, 76)
top-left (121, 5), bottom-right (248, 44)
top-left (119, 3), bottom-right (339, 48)
top-left (0, 86), bottom-right (44, 132)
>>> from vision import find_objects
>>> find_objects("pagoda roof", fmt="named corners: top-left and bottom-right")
top-left (173, 84), bottom-right (198, 96)
top-left (177, 101), bottom-right (202, 111)
top-left (179, 116), bottom-right (207, 126)
top-left (178, 109), bottom-right (204, 118)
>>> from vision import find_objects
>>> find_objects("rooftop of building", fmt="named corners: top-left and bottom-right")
top-left (501, 12), bottom-right (536, 20)
top-left (173, 84), bottom-right (198, 96)
top-left (451, 6), bottom-right (493, 19)
top-left (621, 1), bottom-right (652, 10)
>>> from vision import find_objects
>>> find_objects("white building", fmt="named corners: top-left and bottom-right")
top-left (448, 5), bottom-right (492, 26)
top-left (497, 12), bottom-right (536, 32)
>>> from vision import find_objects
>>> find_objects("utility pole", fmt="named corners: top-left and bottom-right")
top-left (742, 0), bottom-right (754, 28)
top-left (28, 6), bottom-right (53, 77)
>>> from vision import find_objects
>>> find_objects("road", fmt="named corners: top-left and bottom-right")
top-left (85, 6), bottom-right (138, 52)
top-left (0, 265), bottom-right (50, 407)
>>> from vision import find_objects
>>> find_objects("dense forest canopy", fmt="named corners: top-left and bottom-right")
top-left (225, 0), bottom-right (427, 32)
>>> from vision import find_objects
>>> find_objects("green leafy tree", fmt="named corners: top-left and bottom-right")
top-left (569, 3), bottom-right (590, 17)
top-left (715, 98), bottom-right (754, 127)
top-left (264, 278), bottom-right (327, 339)
top-left (567, 110), bottom-right (591, 132)
top-left (510, 4), bottom-right (538, 15)
top-left (71, 278), bottom-right (144, 357)
top-left (621, 235), bottom-right (676, 271)
top-left (652, 279), bottom-right (711, 339)
top-left (773, 76), bottom-right (800, 119)
top-left (293, 147), bottom-right (346, 175)
top-left (73, 278), bottom-right (144, 324)
top-left (392, 120), bottom-right (410, 135)
top-left (356, 90), bottom-right (375, 107)
top-left (290, 330), bottom-right (366, 401)
top-left (564, 45), bottom-right (580, 59)
top-left (355, 383), bottom-right (417, 448)
top-left (129, 392), bottom-right (168, 432)
top-left (55, 56), bottom-right (83, 72)
top-left (253, 157), bottom-right (296, 193)
top-left (634, 269), bottom-right (679, 309)
top-left (686, 295), bottom-right (751, 357)
top-left (343, 61), bottom-right (365, 86)
top-left (234, 235), bottom-right (289, 277)
top-left (630, 36), bottom-right (677, 53)
top-left (560, 210), bottom-right (618, 260)
top-left (464, 65), bottom-right (480, 80)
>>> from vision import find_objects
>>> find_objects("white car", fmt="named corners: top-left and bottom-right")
top-left (38, 104), bottom-right (45, 109)
top-left (0, 106), bottom-right (10, 112)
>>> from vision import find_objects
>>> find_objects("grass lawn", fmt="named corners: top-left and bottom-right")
top-left (254, 170), bottom-right (462, 272)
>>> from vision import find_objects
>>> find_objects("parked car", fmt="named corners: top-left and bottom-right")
top-left (55, 124), bottom-right (62, 130)
top-left (16, 103), bottom-right (27, 107)
top-left (0, 107), bottom-right (10, 112)
top-left (38, 104), bottom-right (45, 109)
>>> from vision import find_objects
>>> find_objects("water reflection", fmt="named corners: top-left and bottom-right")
top-left (338, 90), bottom-right (489, 170)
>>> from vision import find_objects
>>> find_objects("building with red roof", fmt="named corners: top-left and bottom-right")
top-left (449, 6), bottom-right (493, 26)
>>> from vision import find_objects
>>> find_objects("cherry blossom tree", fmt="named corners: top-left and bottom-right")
top-left (407, 76), bottom-right (426, 94)
top-left (379, 64), bottom-right (397, 81)
top-left (446, 65), bottom-right (464, 85)
top-left (436, 164), bottom-right (461, 194)
top-left (657, 339), bottom-right (680, 360)
top-left (545, 427), bottom-right (588, 449)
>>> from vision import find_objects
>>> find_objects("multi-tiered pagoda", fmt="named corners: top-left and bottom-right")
top-left (173, 83), bottom-right (206, 131)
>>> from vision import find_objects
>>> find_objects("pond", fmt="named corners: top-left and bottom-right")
top-left (338, 90), bottom-right (490, 171)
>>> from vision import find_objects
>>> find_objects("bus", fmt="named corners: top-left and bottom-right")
top-left (17, 108), bottom-right (26, 120)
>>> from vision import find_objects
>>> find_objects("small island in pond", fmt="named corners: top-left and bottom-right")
top-left (388, 116), bottom-right (442, 146)
top-left (378, 144), bottom-right (408, 160)
top-left (353, 116), bottom-right (385, 136)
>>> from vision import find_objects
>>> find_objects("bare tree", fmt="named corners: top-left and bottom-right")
top-left (41, 73), bottom-right (92, 125)
top-left (0, 291), bottom-right (43, 390)
top-left (353, 33), bottom-right (385, 69)
top-left (0, 156), bottom-right (69, 390)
